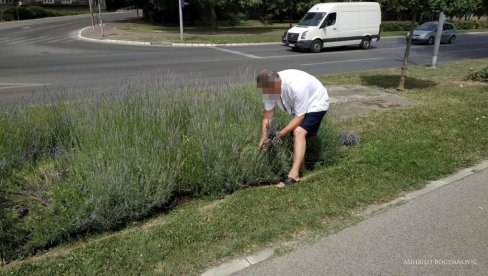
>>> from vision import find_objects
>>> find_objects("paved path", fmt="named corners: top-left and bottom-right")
top-left (216, 162), bottom-right (488, 276)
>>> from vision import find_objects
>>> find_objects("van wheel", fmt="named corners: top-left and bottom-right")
top-left (360, 37), bottom-right (371, 49)
top-left (448, 35), bottom-right (456, 44)
top-left (310, 40), bottom-right (323, 53)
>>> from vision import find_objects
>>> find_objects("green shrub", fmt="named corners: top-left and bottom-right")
top-left (0, 76), bottom-right (340, 262)
top-left (1, 6), bottom-right (48, 21)
top-left (467, 66), bottom-right (488, 82)
top-left (452, 20), bottom-right (475, 30)
top-left (451, 20), bottom-right (488, 30)
top-left (382, 21), bottom-right (414, 32)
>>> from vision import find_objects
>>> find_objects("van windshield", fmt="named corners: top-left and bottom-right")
top-left (297, 12), bottom-right (326, 27)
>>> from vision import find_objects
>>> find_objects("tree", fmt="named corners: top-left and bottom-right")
top-left (444, 0), bottom-right (478, 19)
top-left (378, 0), bottom-right (409, 20)
top-left (474, 0), bottom-right (488, 20)
top-left (397, 0), bottom-right (469, 91)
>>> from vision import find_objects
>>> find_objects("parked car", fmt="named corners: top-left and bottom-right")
top-left (406, 21), bottom-right (456, 44)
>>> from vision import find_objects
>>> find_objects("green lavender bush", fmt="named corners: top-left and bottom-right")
top-left (0, 74), bottom-right (340, 262)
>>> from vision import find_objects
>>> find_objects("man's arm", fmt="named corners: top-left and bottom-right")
top-left (277, 114), bottom-right (305, 138)
top-left (259, 108), bottom-right (275, 149)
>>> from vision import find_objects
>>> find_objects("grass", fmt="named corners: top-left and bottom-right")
top-left (1, 59), bottom-right (487, 274)
top-left (118, 20), bottom-right (288, 44)
top-left (117, 19), bottom-right (488, 44)
top-left (0, 72), bottom-right (340, 264)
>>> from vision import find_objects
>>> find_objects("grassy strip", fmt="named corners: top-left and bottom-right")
top-left (117, 20), bottom-right (488, 44)
top-left (2, 59), bottom-right (488, 275)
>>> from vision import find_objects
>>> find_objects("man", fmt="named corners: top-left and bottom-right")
top-left (257, 69), bottom-right (329, 188)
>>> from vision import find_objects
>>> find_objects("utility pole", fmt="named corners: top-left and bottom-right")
top-left (88, 0), bottom-right (95, 30)
top-left (431, 12), bottom-right (445, 69)
top-left (97, 0), bottom-right (104, 37)
top-left (178, 0), bottom-right (184, 41)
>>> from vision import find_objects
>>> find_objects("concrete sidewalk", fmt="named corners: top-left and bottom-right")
top-left (203, 161), bottom-right (488, 276)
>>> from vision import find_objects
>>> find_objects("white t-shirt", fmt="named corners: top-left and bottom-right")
top-left (263, 69), bottom-right (329, 116)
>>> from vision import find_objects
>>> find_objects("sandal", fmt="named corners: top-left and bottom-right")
top-left (278, 177), bottom-right (299, 188)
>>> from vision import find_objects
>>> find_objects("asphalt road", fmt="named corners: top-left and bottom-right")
top-left (235, 167), bottom-right (488, 276)
top-left (1, 11), bottom-right (488, 98)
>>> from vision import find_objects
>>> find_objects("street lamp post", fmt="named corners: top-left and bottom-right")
top-left (178, 0), bottom-right (184, 41)
top-left (97, 0), bottom-right (104, 37)
top-left (431, 12), bottom-right (445, 69)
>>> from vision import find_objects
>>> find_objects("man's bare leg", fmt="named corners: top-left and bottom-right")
top-left (277, 127), bottom-right (307, 188)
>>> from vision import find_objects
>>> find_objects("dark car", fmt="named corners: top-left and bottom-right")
top-left (406, 22), bottom-right (456, 44)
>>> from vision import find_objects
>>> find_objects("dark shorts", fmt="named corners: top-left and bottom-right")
top-left (299, 111), bottom-right (327, 137)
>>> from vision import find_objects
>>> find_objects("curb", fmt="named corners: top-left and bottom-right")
top-left (77, 26), bottom-right (282, 47)
top-left (171, 42), bottom-right (281, 47)
top-left (200, 160), bottom-right (488, 276)
top-left (201, 249), bottom-right (273, 276)
top-left (77, 26), bottom-right (152, 46)
top-left (359, 160), bottom-right (488, 217)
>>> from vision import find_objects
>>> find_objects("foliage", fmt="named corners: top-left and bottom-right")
top-left (467, 66), bottom-right (488, 82)
top-left (382, 21), bottom-right (416, 31)
top-left (0, 74), bottom-right (340, 262)
top-left (452, 19), bottom-right (488, 29)
top-left (1, 6), bottom-right (47, 21)
top-left (0, 5), bottom-right (89, 21)
top-left (3, 59), bottom-right (488, 275)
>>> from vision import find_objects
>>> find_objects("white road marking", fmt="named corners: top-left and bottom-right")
top-left (211, 47), bottom-right (262, 59)
top-left (0, 82), bottom-right (50, 90)
top-left (301, 57), bottom-right (385, 66)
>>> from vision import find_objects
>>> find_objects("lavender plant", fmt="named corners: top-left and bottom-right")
top-left (341, 132), bottom-right (360, 148)
top-left (0, 72), bottom-right (340, 261)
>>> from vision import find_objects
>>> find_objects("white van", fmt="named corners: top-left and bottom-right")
top-left (284, 2), bottom-right (381, 52)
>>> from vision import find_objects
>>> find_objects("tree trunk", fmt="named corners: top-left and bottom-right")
top-left (397, 10), bottom-right (418, 91)
top-left (210, 4), bottom-right (217, 31)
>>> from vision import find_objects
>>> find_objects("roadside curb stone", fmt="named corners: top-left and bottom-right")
top-left (201, 249), bottom-right (274, 276)
top-left (78, 25), bottom-right (282, 47)
top-left (200, 160), bottom-right (488, 276)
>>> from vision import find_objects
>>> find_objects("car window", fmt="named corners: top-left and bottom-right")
top-left (297, 12), bottom-right (326, 27)
top-left (443, 24), bottom-right (452, 30)
top-left (417, 22), bottom-right (437, 31)
top-left (326, 13), bottom-right (337, 27)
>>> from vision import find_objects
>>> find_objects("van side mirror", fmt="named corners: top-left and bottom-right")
top-left (320, 21), bottom-right (327, 29)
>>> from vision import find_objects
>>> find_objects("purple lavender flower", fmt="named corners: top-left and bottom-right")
top-left (29, 146), bottom-right (40, 159)
top-left (341, 132), bottom-right (360, 148)
top-left (55, 169), bottom-right (64, 178)
top-left (17, 206), bottom-right (29, 218)
top-left (262, 121), bottom-right (281, 150)
top-left (53, 145), bottom-right (62, 158)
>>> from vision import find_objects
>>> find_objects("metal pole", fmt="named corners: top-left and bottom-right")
top-left (88, 0), bottom-right (95, 30)
top-left (97, 0), bottom-right (104, 37)
top-left (178, 0), bottom-right (183, 41)
top-left (431, 12), bottom-right (445, 69)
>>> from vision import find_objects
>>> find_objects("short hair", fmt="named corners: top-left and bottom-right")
top-left (256, 70), bottom-right (280, 89)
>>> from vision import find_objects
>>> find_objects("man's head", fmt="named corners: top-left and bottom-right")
top-left (257, 70), bottom-right (281, 94)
